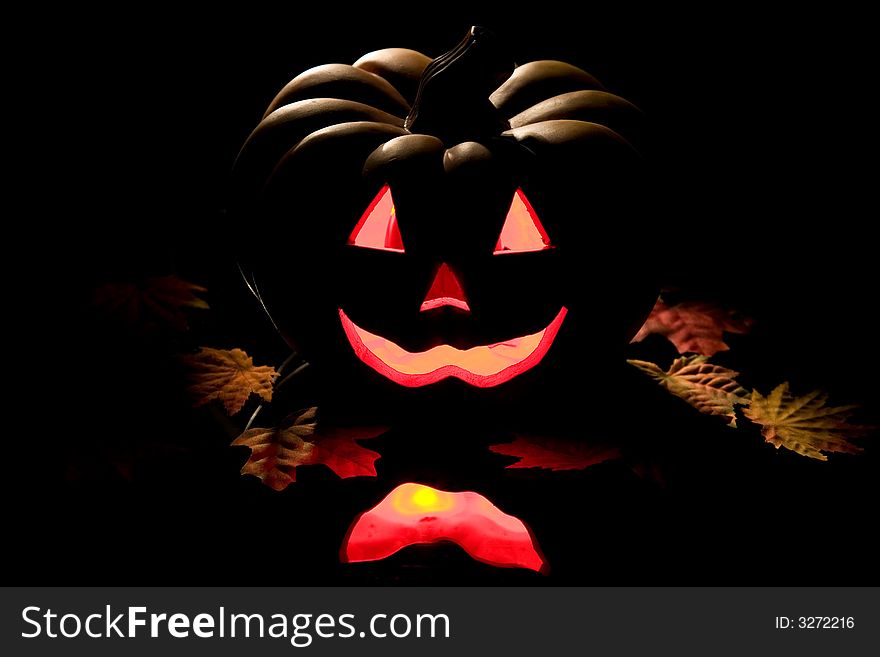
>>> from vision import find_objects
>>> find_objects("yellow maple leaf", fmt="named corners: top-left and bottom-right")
top-left (182, 347), bottom-right (277, 415)
top-left (628, 355), bottom-right (749, 426)
top-left (744, 383), bottom-right (867, 460)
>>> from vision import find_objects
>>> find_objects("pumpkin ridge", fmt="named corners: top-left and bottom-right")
top-left (264, 64), bottom-right (410, 118)
top-left (490, 60), bottom-right (607, 117)
top-left (353, 48), bottom-right (432, 104)
top-left (233, 99), bottom-right (406, 206)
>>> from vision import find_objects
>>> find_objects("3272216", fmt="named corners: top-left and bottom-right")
top-left (799, 617), bottom-right (855, 629)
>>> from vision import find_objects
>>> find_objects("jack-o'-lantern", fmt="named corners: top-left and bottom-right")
top-left (232, 27), bottom-right (655, 393)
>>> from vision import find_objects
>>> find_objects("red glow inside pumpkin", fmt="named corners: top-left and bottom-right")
top-left (494, 188), bottom-right (551, 254)
top-left (339, 306), bottom-right (567, 387)
top-left (348, 185), bottom-right (405, 252)
top-left (420, 263), bottom-right (470, 312)
top-left (341, 483), bottom-right (547, 573)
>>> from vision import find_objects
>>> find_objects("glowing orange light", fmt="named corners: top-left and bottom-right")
top-left (420, 263), bottom-right (470, 312)
top-left (348, 185), bottom-right (405, 252)
top-left (411, 485), bottom-right (438, 508)
top-left (391, 483), bottom-right (455, 514)
top-left (494, 188), bottom-right (551, 254)
top-left (341, 483), bottom-right (547, 573)
top-left (339, 307), bottom-right (567, 387)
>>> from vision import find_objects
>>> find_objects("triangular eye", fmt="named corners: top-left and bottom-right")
top-left (348, 185), bottom-right (405, 253)
top-left (493, 188), bottom-right (552, 254)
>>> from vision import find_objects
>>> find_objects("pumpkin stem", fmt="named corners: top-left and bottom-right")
top-left (406, 26), bottom-right (514, 143)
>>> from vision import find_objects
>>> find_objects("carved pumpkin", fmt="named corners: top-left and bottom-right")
top-left (233, 27), bottom-right (654, 392)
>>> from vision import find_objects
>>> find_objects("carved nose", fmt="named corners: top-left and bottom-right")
top-left (420, 263), bottom-right (470, 312)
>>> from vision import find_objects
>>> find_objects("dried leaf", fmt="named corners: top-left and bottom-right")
top-left (631, 299), bottom-right (751, 356)
top-left (489, 436), bottom-right (620, 471)
top-left (629, 460), bottom-right (666, 487)
top-left (744, 383), bottom-right (867, 460)
top-left (182, 347), bottom-right (277, 415)
top-left (628, 355), bottom-right (749, 426)
top-left (106, 441), bottom-right (191, 481)
top-left (232, 408), bottom-right (385, 490)
top-left (64, 441), bottom-right (190, 483)
top-left (92, 275), bottom-right (208, 332)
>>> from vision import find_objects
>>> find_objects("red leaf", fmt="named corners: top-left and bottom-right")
top-left (490, 436), bottom-right (620, 471)
top-left (232, 408), bottom-right (386, 490)
top-left (308, 430), bottom-right (384, 479)
top-left (631, 299), bottom-right (751, 356)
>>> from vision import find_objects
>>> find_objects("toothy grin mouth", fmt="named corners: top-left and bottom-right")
top-left (338, 307), bottom-right (567, 387)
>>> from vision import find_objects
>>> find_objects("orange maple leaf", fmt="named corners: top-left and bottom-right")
top-left (232, 408), bottom-right (386, 490)
top-left (92, 275), bottom-right (208, 332)
top-left (631, 298), bottom-right (751, 356)
top-left (182, 347), bottom-right (277, 415)
top-left (489, 436), bottom-right (620, 471)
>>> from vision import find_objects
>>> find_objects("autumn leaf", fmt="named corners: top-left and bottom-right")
top-left (631, 298), bottom-right (751, 356)
top-left (743, 383), bottom-right (868, 460)
top-left (105, 441), bottom-right (191, 482)
top-left (182, 347), bottom-right (277, 415)
top-left (489, 436), bottom-right (620, 471)
top-left (232, 408), bottom-right (386, 490)
top-left (628, 355), bottom-right (749, 426)
top-left (64, 441), bottom-right (190, 483)
top-left (629, 460), bottom-right (666, 487)
top-left (92, 275), bottom-right (208, 332)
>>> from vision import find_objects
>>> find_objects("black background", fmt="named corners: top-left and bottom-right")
top-left (14, 5), bottom-right (877, 584)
